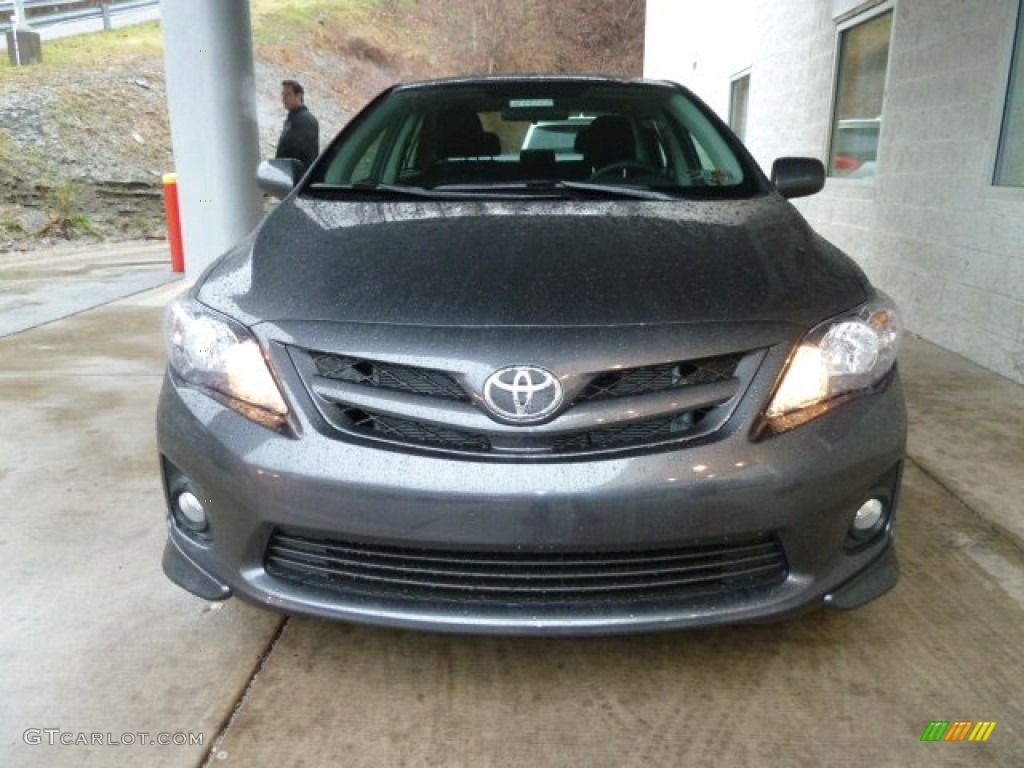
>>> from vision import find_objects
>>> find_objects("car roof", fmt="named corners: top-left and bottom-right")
top-left (390, 74), bottom-right (682, 93)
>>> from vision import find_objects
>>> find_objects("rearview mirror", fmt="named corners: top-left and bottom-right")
top-left (257, 158), bottom-right (305, 199)
top-left (770, 157), bottom-right (825, 199)
top-left (500, 108), bottom-right (571, 122)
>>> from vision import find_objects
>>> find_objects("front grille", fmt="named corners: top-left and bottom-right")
top-left (313, 353), bottom-right (468, 401)
top-left (343, 409), bottom-right (492, 452)
top-left (298, 348), bottom-right (752, 457)
top-left (551, 410), bottom-right (710, 453)
top-left (265, 530), bottom-right (788, 603)
top-left (340, 409), bottom-right (710, 454)
top-left (576, 355), bottom-right (743, 402)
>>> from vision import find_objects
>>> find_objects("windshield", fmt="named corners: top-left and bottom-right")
top-left (309, 80), bottom-right (764, 199)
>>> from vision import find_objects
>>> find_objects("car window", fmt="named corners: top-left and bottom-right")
top-left (523, 123), bottom-right (581, 151)
top-left (313, 81), bottom-right (761, 197)
top-left (521, 118), bottom-right (592, 157)
top-left (350, 132), bottom-right (385, 182)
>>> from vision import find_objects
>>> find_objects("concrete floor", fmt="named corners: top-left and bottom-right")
top-left (2, 243), bottom-right (1023, 767)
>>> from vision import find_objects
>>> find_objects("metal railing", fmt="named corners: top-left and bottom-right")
top-left (0, 0), bottom-right (159, 36)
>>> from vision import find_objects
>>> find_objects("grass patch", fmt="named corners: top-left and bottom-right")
top-left (36, 180), bottom-right (102, 240)
top-left (251, 0), bottom-right (387, 43)
top-left (70, 213), bottom-right (102, 237)
top-left (0, 129), bottom-right (45, 180)
top-left (0, 131), bottom-right (14, 166)
top-left (0, 21), bottom-right (164, 78)
top-left (251, 0), bottom-right (380, 21)
top-left (0, 2), bottom-right (406, 73)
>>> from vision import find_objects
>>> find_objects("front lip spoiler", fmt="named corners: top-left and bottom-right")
top-left (163, 526), bottom-right (900, 631)
top-left (823, 541), bottom-right (899, 609)
top-left (162, 535), bottom-right (231, 601)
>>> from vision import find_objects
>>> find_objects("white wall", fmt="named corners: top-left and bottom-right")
top-left (645, 0), bottom-right (1024, 385)
top-left (643, 0), bottom-right (755, 120)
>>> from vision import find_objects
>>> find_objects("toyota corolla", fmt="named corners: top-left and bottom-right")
top-left (157, 76), bottom-right (906, 635)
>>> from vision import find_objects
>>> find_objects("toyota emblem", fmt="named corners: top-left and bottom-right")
top-left (482, 366), bottom-right (563, 423)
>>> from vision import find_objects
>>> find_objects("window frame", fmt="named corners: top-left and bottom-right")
top-left (309, 81), bottom-right (766, 196)
top-left (825, 0), bottom-right (895, 182)
top-left (728, 69), bottom-right (751, 142)
top-left (993, 0), bottom-right (1024, 187)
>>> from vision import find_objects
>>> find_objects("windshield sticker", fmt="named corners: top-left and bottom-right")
top-left (697, 169), bottom-right (734, 185)
top-left (509, 99), bottom-right (554, 108)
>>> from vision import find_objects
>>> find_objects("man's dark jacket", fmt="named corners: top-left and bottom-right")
top-left (276, 105), bottom-right (319, 169)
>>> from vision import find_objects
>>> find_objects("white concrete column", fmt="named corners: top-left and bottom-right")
top-left (160, 0), bottom-right (263, 281)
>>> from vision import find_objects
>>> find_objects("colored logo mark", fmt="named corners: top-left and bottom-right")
top-left (920, 721), bottom-right (997, 742)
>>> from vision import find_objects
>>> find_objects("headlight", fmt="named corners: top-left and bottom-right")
top-left (164, 297), bottom-right (288, 418)
top-left (762, 292), bottom-right (901, 432)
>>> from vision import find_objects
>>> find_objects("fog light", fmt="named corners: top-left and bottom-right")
top-left (852, 498), bottom-right (884, 533)
top-left (176, 491), bottom-right (208, 531)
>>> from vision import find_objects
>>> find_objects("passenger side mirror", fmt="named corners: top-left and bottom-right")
top-left (771, 157), bottom-right (825, 199)
top-left (257, 158), bottom-right (305, 199)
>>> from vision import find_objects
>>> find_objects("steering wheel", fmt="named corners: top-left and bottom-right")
top-left (588, 160), bottom-right (660, 182)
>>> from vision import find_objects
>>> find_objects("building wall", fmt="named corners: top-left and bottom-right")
top-left (645, 0), bottom-right (1024, 384)
top-left (642, 0), bottom-right (756, 118)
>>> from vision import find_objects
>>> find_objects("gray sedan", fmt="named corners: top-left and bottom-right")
top-left (157, 76), bottom-right (906, 634)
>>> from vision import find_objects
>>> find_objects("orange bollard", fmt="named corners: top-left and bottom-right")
top-left (162, 172), bottom-right (185, 273)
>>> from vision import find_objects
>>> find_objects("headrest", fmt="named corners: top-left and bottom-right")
top-left (437, 107), bottom-right (488, 159)
top-left (575, 115), bottom-right (635, 167)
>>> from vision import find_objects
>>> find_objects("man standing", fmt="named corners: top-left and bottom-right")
top-left (275, 79), bottom-right (319, 169)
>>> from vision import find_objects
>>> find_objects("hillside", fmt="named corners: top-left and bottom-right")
top-left (0, 0), bottom-right (645, 251)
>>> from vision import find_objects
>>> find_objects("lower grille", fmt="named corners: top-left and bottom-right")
top-left (265, 530), bottom-right (788, 603)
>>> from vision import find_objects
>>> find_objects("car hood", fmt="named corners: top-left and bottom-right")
top-left (197, 195), bottom-right (869, 329)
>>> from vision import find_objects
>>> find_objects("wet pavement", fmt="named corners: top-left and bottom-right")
top-left (0, 241), bottom-right (176, 337)
top-left (1, 243), bottom-right (1022, 767)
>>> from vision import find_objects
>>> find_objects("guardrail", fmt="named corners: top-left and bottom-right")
top-left (0, 0), bottom-right (159, 36)
top-left (2, 0), bottom-right (96, 14)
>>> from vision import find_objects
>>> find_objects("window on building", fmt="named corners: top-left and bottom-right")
top-left (829, 9), bottom-right (893, 179)
top-left (729, 73), bottom-right (750, 142)
top-left (995, 3), bottom-right (1024, 186)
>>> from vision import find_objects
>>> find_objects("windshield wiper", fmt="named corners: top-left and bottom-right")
top-left (548, 180), bottom-right (678, 201)
top-left (435, 180), bottom-right (676, 201)
top-left (308, 182), bottom-right (537, 200)
top-left (309, 182), bottom-right (459, 199)
top-left (311, 180), bottom-right (687, 202)
top-left (551, 180), bottom-right (758, 201)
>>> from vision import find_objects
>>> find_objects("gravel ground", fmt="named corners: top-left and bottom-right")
top-left (0, 48), bottom-right (364, 253)
top-left (0, 56), bottom-right (174, 251)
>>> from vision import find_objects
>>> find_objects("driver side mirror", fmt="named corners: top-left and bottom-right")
top-left (257, 158), bottom-right (305, 199)
top-left (771, 157), bottom-right (825, 199)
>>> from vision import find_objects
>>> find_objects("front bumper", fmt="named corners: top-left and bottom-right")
top-left (156, 371), bottom-right (906, 635)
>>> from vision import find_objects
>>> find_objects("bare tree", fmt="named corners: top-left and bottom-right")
top-left (388, 0), bottom-right (645, 77)
top-left (551, 0), bottom-right (646, 75)
top-left (470, 0), bottom-right (546, 74)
